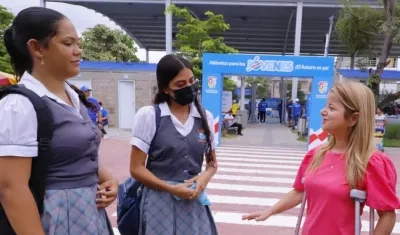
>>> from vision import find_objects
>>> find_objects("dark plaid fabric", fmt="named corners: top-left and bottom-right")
top-left (41, 185), bottom-right (113, 235)
top-left (138, 181), bottom-right (218, 235)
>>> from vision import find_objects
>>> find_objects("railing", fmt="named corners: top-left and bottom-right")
top-left (340, 58), bottom-right (398, 69)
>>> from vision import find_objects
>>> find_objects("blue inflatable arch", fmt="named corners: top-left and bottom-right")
top-left (201, 53), bottom-right (334, 150)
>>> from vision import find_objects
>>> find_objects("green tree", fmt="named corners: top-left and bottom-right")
top-left (223, 77), bottom-right (239, 100)
top-left (223, 77), bottom-right (237, 91)
top-left (286, 81), bottom-right (306, 103)
top-left (335, 0), bottom-right (400, 107)
top-left (0, 5), bottom-right (15, 73)
top-left (166, 4), bottom-right (238, 82)
top-left (79, 24), bottom-right (140, 62)
top-left (245, 77), bottom-right (271, 99)
top-left (335, 1), bottom-right (382, 68)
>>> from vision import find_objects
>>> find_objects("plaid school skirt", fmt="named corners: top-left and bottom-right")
top-left (41, 185), bottom-right (114, 235)
top-left (138, 181), bottom-right (218, 235)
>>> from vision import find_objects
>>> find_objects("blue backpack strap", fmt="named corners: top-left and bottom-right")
top-left (0, 85), bottom-right (53, 234)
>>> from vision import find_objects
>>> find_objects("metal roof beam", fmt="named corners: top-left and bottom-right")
top-left (119, 21), bottom-right (331, 29)
top-left (49, 0), bottom-right (381, 8)
top-left (124, 24), bottom-right (330, 31)
top-left (113, 16), bottom-right (338, 25)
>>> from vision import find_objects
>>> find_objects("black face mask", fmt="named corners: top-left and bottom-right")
top-left (171, 82), bottom-right (199, 106)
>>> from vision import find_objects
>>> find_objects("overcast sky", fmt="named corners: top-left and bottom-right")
top-left (0, 0), bottom-right (165, 63)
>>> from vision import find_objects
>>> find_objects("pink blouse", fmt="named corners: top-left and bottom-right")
top-left (293, 148), bottom-right (400, 235)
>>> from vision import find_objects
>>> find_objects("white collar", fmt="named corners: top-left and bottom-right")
top-left (18, 72), bottom-right (81, 112)
top-left (159, 102), bottom-right (201, 118)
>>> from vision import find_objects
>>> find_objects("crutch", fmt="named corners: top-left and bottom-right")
top-left (294, 178), bottom-right (307, 235)
top-left (350, 189), bottom-right (375, 235)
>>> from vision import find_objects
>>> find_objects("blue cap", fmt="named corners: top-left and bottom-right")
top-left (80, 86), bottom-right (92, 92)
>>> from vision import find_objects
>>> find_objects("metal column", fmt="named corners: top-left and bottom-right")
top-left (145, 48), bottom-right (150, 63)
top-left (292, 1), bottom-right (303, 100)
top-left (165, 0), bottom-right (172, 54)
top-left (280, 9), bottom-right (295, 125)
top-left (40, 0), bottom-right (46, 7)
top-left (240, 76), bottom-right (246, 110)
top-left (324, 16), bottom-right (334, 57)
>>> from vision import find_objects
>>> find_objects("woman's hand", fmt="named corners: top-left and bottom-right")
top-left (242, 210), bottom-right (271, 222)
top-left (169, 182), bottom-right (194, 200)
top-left (96, 179), bottom-right (118, 208)
top-left (184, 174), bottom-right (210, 200)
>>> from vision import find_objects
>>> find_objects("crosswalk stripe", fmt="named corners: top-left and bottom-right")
top-left (218, 145), bottom-right (307, 153)
top-left (212, 211), bottom-right (400, 233)
top-left (217, 157), bottom-right (301, 164)
top-left (208, 195), bottom-right (397, 214)
top-left (203, 167), bottom-right (298, 176)
top-left (208, 182), bottom-right (292, 193)
top-left (216, 161), bottom-right (299, 169)
top-left (212, 174), bottom-right (294, 184)
top-left (217, 152), bottom-right (305, 160)
top-left (217, 149), bottom-right (306, 157)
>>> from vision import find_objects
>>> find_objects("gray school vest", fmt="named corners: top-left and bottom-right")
top-left (42, 97), bottom-right (100, 190)
top-left (148, 115), bottom-right (208, 182)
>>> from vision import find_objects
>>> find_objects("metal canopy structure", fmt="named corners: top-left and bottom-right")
top-left (47, 0), bottom-right (400, 56)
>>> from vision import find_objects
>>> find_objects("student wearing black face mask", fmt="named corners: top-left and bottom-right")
top-left (129, 54), bottom-right (219, 235)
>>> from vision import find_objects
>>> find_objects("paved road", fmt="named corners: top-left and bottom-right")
top-left (99, 138), bottom-right (400, 235)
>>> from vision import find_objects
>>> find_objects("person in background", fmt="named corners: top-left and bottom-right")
top-left (224, 109), bottom-right (243, 136)
top-left (248, 100), bottom-right (252, 120)
top-left (243, 80), bottom-right (400, 235)
top-left (277, 100), bottom-right (283, 123)
top-left (292, 98), bottom-right (301, 129)
top-left (375, 107), bottom-right (387, 134)
top-left (81, 85), bottom-right (102, 129)
top-left (99, 102), bottom-right (109, 139)
top-left (286, 99), bottom-right (293, 127)
top-left (231, 100), bottom-right (240, 117)
top-left (0, 7), bottom-right (116, 234)
top-left (258, 98), bottom-right (267, 123)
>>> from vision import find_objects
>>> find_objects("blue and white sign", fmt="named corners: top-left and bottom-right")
top-left (204, 53), bottom-right (333, 77)
top-left (234, 88), bottom-right (252, 96)
top-left (201, 53), bottom-right (334, 150)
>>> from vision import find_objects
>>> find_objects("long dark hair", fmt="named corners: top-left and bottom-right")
top-left (4, 7), bottom-right (66, 80)
top-left (154, 54), bottom-right (215, 166)
top-left (3, 7), bottom-right (92, 108)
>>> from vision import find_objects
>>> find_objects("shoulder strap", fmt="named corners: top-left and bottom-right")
top-left (146, 104), bottom-right (161, 168)
top-left (0, 85), bottom-right (53, 214)
top-left (150, 104), bottom-right (161, 147)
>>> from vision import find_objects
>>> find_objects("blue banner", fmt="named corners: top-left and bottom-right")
top-left (202, 73), bottom-right (223, 146)
top-left (203, 53), bottom-right (333, 77)
top-left (307, 77), bottom-right (332, 150)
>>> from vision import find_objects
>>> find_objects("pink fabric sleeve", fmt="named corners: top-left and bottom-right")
top-left (293, 147), bottom-right (317, 190)
top-left (365, 151), bottom-right (400, 210)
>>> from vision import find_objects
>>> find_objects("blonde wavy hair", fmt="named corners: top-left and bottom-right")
top-left (307, 80), bottom-right (376, 189)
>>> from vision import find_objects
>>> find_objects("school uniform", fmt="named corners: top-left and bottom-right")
top-left (0, 72), bottom-right (113, 234)
top-left (131, 102), bottom-right (218, 235)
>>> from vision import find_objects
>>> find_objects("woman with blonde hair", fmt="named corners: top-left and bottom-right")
top-left (242, 80), bottom-right (400, 234)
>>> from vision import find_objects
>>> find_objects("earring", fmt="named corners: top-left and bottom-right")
top-left (41, 58), bottom-right (44, 65)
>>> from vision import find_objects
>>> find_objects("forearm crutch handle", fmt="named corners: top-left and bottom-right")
top-left (350, 189), bottom-right (375, 235)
